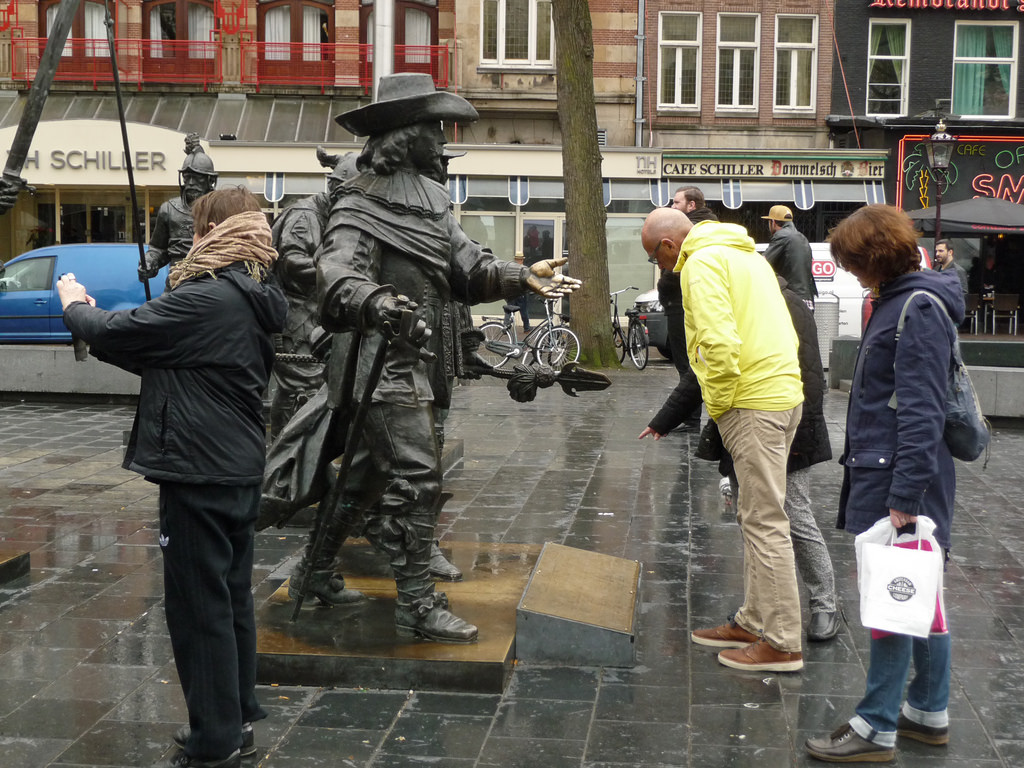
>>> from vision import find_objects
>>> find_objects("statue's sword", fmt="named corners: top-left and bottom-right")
top-left (1, 0), bottom-right (81, 203)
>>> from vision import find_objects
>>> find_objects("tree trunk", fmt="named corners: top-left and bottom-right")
top-left (551, 0), bottom-right (619, 367)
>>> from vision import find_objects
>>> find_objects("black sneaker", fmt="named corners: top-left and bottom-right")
top-left (173, 723), bottom-right (255, 758)
top-left (155, 749), bottom-right (240, 768)
top-left (897, 713), bottom-right (949, 745)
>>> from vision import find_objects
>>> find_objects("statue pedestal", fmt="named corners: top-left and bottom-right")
top-left (0, 551), bottom-right (29, 586)
top-left (255, 540), bottom-right (540, 693)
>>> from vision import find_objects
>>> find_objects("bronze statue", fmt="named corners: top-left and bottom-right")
top-left (268, 149), bottom-right (358, 439)
top-left (262, 73), bottom-right (579, 643)
top-left (139, 134), bottom-right (217, 286)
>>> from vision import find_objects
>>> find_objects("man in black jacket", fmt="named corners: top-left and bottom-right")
top-left (763, 205), bottom-right (816, 307)
top-left (637, 187), bottom-right (715, 438)
top-left (59, 188), bottom-right (287, 768)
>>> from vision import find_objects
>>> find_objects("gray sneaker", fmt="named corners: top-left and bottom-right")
top-left (173, 722), bottom-right (255, 758)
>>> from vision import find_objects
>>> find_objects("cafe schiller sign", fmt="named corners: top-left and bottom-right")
top-left (896, 135), bottom-right (1024, 211)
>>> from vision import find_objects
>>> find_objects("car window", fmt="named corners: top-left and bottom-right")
top-left (0, 257), bottom-right (55, 292)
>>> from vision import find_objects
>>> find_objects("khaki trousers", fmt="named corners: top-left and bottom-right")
top-left (717, 404), bottom-right (803, 653)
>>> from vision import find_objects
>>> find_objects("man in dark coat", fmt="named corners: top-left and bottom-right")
top-left (763, 204), bottom-right (816, 306)
top-left (59, 188), bottom-right (287, 768)
top-left (640, 186), bottom-right (716, 436)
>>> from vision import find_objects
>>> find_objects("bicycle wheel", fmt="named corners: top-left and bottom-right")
top-left (535, 327), bottom-right (581, 369)
top-left (612, 325), bottom-right (627, 363)
top-left (478, 322), bottom-right (514, 368)
top-left (628, 321), bottom-right (649, 370)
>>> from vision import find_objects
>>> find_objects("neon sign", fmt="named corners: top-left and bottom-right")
top-left (870, 0), bottom-right (1024, 11)
top-left (897, 135), bottom-right (1024, 209)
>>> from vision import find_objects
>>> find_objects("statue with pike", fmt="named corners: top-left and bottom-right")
top-left (258, 73), bottom-right (608, 643)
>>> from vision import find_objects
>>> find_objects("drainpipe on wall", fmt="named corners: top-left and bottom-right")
top-left (634, 0), bottom-right (646, 147)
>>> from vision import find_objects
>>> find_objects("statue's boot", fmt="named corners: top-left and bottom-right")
top-left (289, 513), bottom-right (364, 605)
top-left (288, 564), bottom-right (364, 605)
top-left (429, 540), bottom-right (463, 581)
top-left (374, 513), bottom-right (477, 643)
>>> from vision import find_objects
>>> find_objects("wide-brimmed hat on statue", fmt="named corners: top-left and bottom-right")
top-left (336, 73), bottom-right (479, 137)
top-left (762, 205), bottom-right (794, 222)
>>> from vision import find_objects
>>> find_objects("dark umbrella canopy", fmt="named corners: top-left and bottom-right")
top-left (906, 197), bottom-right (1024, 234)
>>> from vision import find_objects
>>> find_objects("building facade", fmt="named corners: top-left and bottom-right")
top-left (0, 0), bottom-right (881, 306)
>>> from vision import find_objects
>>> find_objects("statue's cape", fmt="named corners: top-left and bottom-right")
top-left (334, 171), bottom-right (453, 281)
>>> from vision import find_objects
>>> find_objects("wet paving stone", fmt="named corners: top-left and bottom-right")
top-left (2, 372), bottom-right (1024, 766)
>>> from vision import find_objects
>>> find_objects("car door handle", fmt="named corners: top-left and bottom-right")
top-left (35, 299), bottom-right (47, 305)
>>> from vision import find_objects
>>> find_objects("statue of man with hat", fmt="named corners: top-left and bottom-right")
top-left (284, 73), bottom-right (580, 643)
top-left (762, 204), bottom-right (816, 307)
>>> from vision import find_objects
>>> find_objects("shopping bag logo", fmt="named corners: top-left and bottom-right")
top-left (887, 576), bottom-right (916, 602)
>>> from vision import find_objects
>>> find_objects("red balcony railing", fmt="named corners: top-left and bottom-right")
top-left (12, 37), bottom-right (222, 90)
top-left (241, 41), bottom-right (371, 92)
top-left (11, 38), bottom-right (449, 92)
top-left (394, 45), bottom-right (449, 87)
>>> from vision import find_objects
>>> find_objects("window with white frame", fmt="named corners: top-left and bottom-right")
top-left (658, 12), bottom-right (701, 109)
top-left (717, 14), bottom-right (758, 110)
top-left (952, 21), bottom-right (1018, 118)
top-left (866, 20), bottom-right (909, 116)
top-left (481, 0), bottom-right (553, 67)
top-left (774, 15), bottom-right (816, 110)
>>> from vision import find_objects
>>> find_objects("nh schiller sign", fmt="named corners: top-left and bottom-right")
top-left (870, 0), bottom-right (1024, 10)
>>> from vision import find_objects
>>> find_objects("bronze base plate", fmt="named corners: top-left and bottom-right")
top-left (256, 540), bottom-right (541, 693)
top-left (0, 550), bottom-right (30, 586)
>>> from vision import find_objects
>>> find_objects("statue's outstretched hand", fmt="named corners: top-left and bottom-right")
top-left (525, 257), bottom-right (582, 298)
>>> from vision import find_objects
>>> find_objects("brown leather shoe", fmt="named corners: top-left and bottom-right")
top-left (691, 620), bottom-right (759, 648)
top-left (717, 639), bottom-right (803, 672)
top-left (806, 723), bottom-right (895, 762)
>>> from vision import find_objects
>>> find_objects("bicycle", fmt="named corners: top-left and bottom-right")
top-left (610, 287), bottom-right (649, 370)
top-left (478, 298), bottom-right (581, 370)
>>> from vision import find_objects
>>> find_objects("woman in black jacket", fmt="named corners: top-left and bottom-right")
top-left (59, 187), bottom-right (287, 768)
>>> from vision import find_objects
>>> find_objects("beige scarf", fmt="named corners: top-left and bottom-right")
top-left (169, 211), bottom-right (277, 290)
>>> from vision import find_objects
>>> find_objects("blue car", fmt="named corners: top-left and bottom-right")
top-left (0, 244), bottom-right (167, 343)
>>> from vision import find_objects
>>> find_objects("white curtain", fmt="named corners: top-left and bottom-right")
top-left (47, 5), bottom-right (73, 57)
top-left (84, 2), bottom-right (108, 57)
top-left (189, 3), bottom-right (215, 59)
top-left (150, 7), bottom-right (169, 58)
top-left (265, 6), bottom-right (290, 61)
top-left (303, 6), bottom-right (322, 62)
top-left (405, 8), bottom-right (430, 64)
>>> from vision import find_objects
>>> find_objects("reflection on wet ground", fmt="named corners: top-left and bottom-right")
top-left (1, 366), bottom-right (1023, 767)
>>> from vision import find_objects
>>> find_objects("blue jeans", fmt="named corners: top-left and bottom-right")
top-left (850, 631), bottom-right (951, 747)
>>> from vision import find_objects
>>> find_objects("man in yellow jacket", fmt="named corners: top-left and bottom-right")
top-left (641, 207), bottom-right (805, 672)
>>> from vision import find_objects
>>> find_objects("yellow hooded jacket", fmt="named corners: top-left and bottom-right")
top-left (673, 220), bottom-right (802, 421)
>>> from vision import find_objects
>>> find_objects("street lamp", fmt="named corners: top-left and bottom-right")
top-left (924, 118), bottom-right (956, 244)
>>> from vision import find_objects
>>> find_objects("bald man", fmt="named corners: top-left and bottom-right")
top-left (641, 207), bottom-right (806, 673)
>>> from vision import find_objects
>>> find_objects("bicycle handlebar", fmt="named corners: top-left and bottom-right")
top-left (609, 286), bottom-right (638, 297)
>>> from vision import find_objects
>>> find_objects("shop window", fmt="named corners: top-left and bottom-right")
top-left (774, 15), bottom-right (815, 111)
top-left (658, 12), bottom-right (701, 110)
top-left (867, 20), bottom-right (909, 117)
top-left (261, 0), bottom-right (332, 61)
top-left (952, 22), bottom-right (1017, 118)
top-left (716, 14), bottom-right (758, 111)
top-left (481, 0), bottom-right (553, 68)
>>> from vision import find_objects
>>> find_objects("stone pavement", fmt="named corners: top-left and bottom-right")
top-left (1, 363), bottom-right (1023, 768)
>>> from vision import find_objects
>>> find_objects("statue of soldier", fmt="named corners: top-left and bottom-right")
top-left (276, 73), bottom-right (579, 643)
top-left (140, 134), bottom-right (217, 287)
top-left (269, 148), bottom-right (358, 440)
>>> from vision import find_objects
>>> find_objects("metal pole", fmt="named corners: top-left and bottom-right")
top-left (104, 0), bottom-right (151, 301)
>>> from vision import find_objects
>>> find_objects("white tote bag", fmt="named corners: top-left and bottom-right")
top-left (855, 516), bottom-right (944, 638)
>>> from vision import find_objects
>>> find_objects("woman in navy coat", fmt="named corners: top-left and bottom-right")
top-left (806, 205), bottom-right (964, 763)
